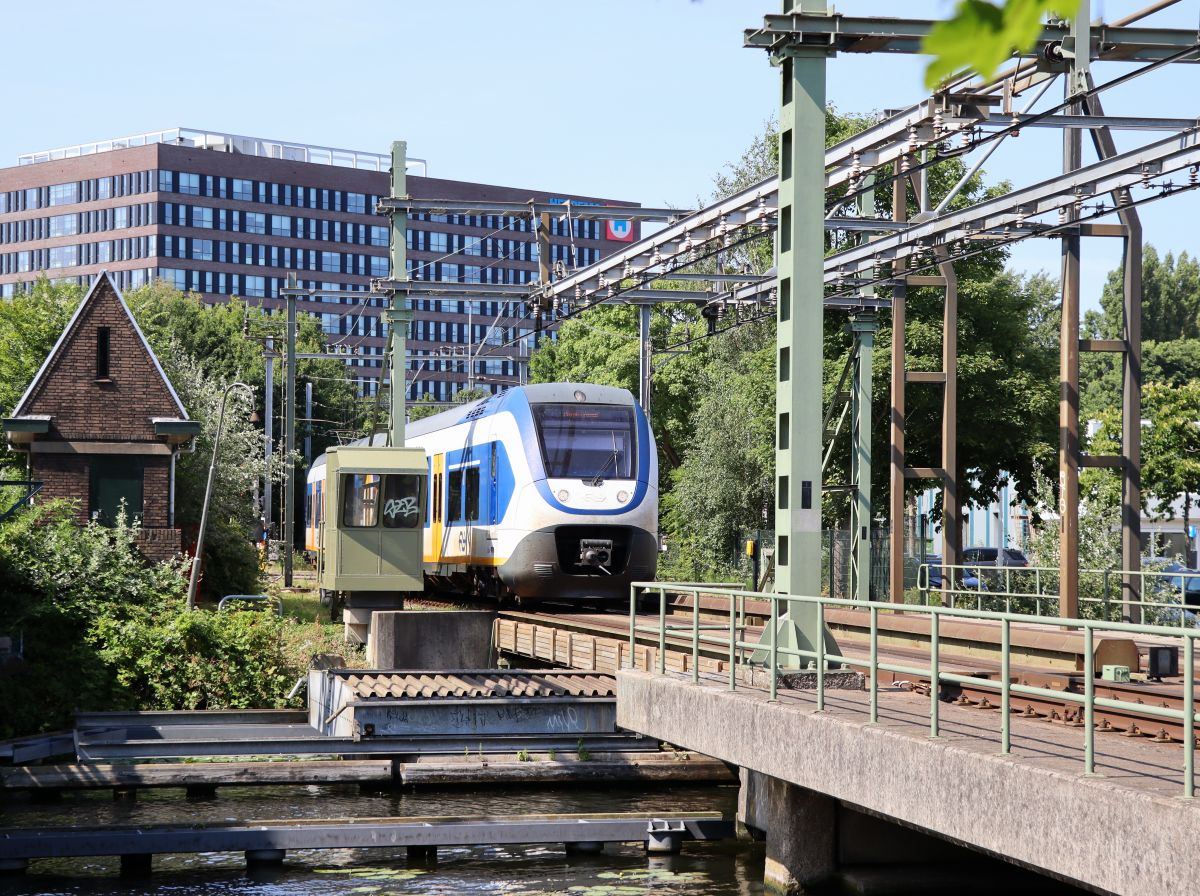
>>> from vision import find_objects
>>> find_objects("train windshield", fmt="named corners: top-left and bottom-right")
top-left (533, 403), bottom-right (636, 481)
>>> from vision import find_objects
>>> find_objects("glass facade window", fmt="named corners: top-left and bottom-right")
top-left (271, 214), bottom-right (291, 236)
top-left (371, 226), bottom-right (389, 247)
top-left (49, 183), bottom-right (78, 206)
top-left (346, 192), bottom-right (366, 214)
top-left (48, 245), bottom-right (77, 268)
top-left (244, 275), bottom-right (265, 297)
top-left (369, 256), bottom-right (389, 277)
top-left (245, 212), bottom-right (265, 235)
top-left (178, 173), bottom-right (200, 195)
top-left (49, 214), bottom-right (78, 238)
top-left (193, 206), bottom-right (213, 229)
top-left (321, 251), bottom-right (341, 273)
top-left (232, 179), bottom-right (253, 201)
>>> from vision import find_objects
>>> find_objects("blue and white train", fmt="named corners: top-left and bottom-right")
top-left (305, 383), bottom-right (659, 603)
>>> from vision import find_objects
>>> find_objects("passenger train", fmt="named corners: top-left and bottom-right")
top-left (305, 383), bottom-right (659, 602)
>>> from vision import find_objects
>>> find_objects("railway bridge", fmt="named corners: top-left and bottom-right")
top-left (492, 584), bottom-right (1200, 895)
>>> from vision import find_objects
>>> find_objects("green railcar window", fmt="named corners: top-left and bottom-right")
top-left (382, 474), bottom-right (424, 529)
top-left (341, 473), bottom-right (380, 527)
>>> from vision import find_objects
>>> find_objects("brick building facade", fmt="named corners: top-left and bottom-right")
top-left (3, 271), bottom-right (198, 560)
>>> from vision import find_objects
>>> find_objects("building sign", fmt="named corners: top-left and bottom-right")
top-left (606, 219), bottom-right (634, 241)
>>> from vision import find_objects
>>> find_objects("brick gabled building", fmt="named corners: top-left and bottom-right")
top-left (2, 271), bottom-right (198, 560)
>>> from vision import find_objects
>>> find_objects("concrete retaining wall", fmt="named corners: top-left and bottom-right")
top-left (617, 670), bottom-right (1200, 895)
top-left (367, 610), bottom-right (496, 669)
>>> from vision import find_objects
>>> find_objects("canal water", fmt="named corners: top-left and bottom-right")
top-left (0, 783), bottom-right (765, 896)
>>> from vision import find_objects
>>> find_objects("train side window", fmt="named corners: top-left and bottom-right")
top-left (448, 470), bottom-right (464, 523)
top-left (382, 475), bottom-right (424, 529)
top-left (464, 467), bottom-right (480, 522)
top-left (341, 473), bottom-right (381, 527)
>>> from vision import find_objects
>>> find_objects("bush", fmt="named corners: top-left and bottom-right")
top-left (0, 501), bottom-right (341, 735)
top-left (0, 502), bottom-right (188, 737)
top-left (92, 608), bottom-right (292, 711)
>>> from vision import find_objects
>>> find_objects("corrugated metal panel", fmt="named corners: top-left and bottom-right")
top-left (341, 671), bottom-right (616, 701)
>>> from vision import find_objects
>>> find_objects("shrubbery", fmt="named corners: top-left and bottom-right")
top-left (0, 501), bottom-right (329, 738)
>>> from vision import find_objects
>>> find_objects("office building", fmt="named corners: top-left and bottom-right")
top-left (0, 128), bottom-right (638, 400)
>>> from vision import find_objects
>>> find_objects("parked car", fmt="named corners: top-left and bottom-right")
top-left (921, 554), bottom-right (982, 590)
top-left (961, 547), bottom-right (1029, 568)
top-left (1160, 562), bottom-right (1200, 608)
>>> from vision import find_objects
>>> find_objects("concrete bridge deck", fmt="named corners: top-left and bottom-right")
top-left (617, 668), bottom-right (1200, 895)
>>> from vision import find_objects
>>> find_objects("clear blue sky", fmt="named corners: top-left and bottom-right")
top-left (4, 0), bottom-right (1198, 310)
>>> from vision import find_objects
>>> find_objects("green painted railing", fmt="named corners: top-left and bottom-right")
top-left (628, 581), bottom-right (1199, 799)
top-left (916, 563), bottom-right (1200, 626)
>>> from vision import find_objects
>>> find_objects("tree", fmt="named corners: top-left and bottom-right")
top-left (1081, 245), bottom-right (1200, 419)
top-left (0, 278), bottom-right (83, 468)
top-left (161, 353), bottom-right (264, 599)
top-left (1088, 245), bottom-right (1200, 343)
top-left (125, 283), bottom-right (366, 553)
top-left (1091, 383), bottom-right (1200, 560)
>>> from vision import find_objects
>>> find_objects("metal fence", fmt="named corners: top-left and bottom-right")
top-left (628, 581), bottom-right (1199, 798)
top-left (915, 563), bottom-right (1200, 626)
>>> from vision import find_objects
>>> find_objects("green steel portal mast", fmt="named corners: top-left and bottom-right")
top-left (387, 141), bottom-right (414, 446)
top-left (770, 0), bottom-right (838, 661)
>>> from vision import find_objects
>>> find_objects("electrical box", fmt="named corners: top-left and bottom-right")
top-left (1146, 646), bottom-right (1179, 679)
top-left (1101, 665), bottom-right (1131, 683)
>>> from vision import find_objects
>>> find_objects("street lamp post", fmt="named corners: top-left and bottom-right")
top-left (187, 381), bottom-right (254, 610)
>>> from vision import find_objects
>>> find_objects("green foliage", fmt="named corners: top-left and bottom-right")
top-left (1082, 246), bottom-right (1200, 418)
top-left (0, 277), bottom-right (83, 465)
top-left (407, 394), bottom-right (444, 422)
top-left (92, 605), bottom-right (291, 711)
top-left (0, 502), bottom-right (188, 737)
top-left (1088, 382), bottom-right (1200, 525)
top-left (659, 321), bottom-right (776, 581)
top-left (1090, 246), bottom-right (1200, 343)
top-left (163, 352), bottom-right (263, 598)
top-left (922, 0), bottom-right (1081, 88)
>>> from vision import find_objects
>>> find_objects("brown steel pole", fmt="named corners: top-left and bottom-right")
top-left (1081, 81), bottom-right (1143, 621)
top-left (1121, 233), bottom-right (1144, 620)
top-left (939, 255), bottom-right (960, 572)
top-left (889, 170), bottom-right (907, 602)
top-left (1059, 104), bottom-right (1083, 620)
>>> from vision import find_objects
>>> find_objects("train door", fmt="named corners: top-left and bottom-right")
top-left (429, 453), bottom-right (445, 566)
top-left (443, 461), bottom-right (468, 565)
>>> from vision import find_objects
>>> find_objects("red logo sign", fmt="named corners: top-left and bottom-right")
top-left (606, 219), bottom-right (634, 242)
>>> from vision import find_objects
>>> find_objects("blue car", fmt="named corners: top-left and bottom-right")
top-left (1160, 562), bottom-right (1200, 608)
top-left (922, 555), bottom-right (982, 590)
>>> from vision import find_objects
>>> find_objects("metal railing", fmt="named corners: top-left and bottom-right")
top-left (628, 581), bottom-right (1199, 798)
top-left (17, 127), bottom-right (428, 174)
top-left (915, 563), bottom-right (1200, 626)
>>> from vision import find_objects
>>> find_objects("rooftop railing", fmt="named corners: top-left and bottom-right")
top-left (17, 127), bottom-right (427, 175)
top-left (628, 582), bottom-right (1200, 798)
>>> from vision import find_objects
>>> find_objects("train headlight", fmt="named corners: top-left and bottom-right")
top-left (556, 489), bottom-right (570, 503)
top-left (616, 490), bottom-right (630, 503)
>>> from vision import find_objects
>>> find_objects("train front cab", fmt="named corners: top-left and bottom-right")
top-left (318, 446), bottom-right (426, 645)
